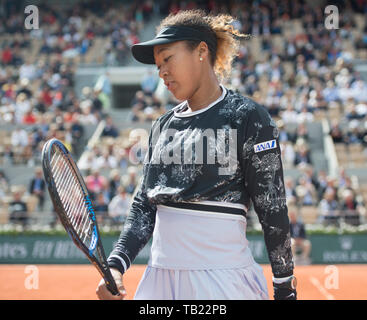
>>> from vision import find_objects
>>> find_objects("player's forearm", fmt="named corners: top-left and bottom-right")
top-left (261, 211), bottom-right (294, 278)
top-left (107, 189), bottom-right (157, 274)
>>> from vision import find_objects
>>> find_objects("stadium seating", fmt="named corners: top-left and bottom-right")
top-left (0, 0), bottom-right (366, 231)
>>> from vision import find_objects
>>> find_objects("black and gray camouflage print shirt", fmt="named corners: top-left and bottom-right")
top-left (108, 86), bottom-right (294, 279)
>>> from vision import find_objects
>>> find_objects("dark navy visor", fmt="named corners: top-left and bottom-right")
top-left (131, 25), bottom-right (217, 64)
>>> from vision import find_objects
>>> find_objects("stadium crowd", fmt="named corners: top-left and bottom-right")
top-left (1, 0), bottom-right (367, 231)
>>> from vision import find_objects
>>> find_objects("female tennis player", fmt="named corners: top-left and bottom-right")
top-left (96, 9), bottom-right (297, 300)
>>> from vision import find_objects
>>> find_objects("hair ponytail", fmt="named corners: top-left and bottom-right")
top-left (207, 14), bottom-right (249, 80)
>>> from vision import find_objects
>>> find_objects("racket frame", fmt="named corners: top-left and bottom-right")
top-left (42, 138), bottom-right (119, 295)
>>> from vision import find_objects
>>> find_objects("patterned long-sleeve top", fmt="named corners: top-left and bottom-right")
top-left (108, 86), bottom-right (294, 278)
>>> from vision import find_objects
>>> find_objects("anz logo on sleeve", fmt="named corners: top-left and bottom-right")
top-left (254, 139), bottom-right (277, 153)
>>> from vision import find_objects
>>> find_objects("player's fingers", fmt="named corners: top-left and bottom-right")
top-left (117, 284), bottom-right (127, 298)
top-left (96, 279), bottom-right (124, 300)
top-left (110, 268), bottom-right (126, 298)
top-left (115, 279), bottom-right (128, 298)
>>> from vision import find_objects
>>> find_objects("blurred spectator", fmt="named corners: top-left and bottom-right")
top-left (297, 107), bottom-right (314, 124)
top-left (293, 122), bottom-right (309, 143)
top-left (94, 192), bottom-right (109, 223)
top-left (16, 78), bottom-right (32, 99)
top-left (28, 167), bottom-right (46, 211)
top-left (141, 69), bottom-right (158, 95)
top-left (289, 207), bottom-right (312, 265)
top-left (329, 120), bottom-right (344, 143)
top-left (95, 72), bottom-right (112, 97)
top-left (108, 185), bottom-right (131, 223)
top-left (108, 169), bottom-right (121, 200)
top-left (294, 143), bottom-right (312, 166)
top-left (19, 60), bottom-right (37, 81)
top-left (101, 115), bottom-right (119, 138)
top-left (280, 140), bottom-right (295, 167)
top-left (14, 93), bottom-right (31, 123)
top-left (11, 127), bottom-right (28, 161)
top-left (95, 149), bottom-right (118, 170)
top-left (301, 164), bottom-right (320, 191)
top-left (123, 167), bottom-right (138, 195)
top-left (8, 189), bottom-right (28, 226)
top-left (130, 90), bottom-right (147, 122)
top-left (337, 167), bottom-right (350, 190)
top-left (345, 102), bottom-right (365, 121)
top-left (277, 120), bottom-right (294, 143)
top-left (1, 46), bottom-right (13, 65)
top-left (79, 100), bottom-right (98, 125)
top-left (340, 189), bottom-right (362, 226)
top-left (85, 169), bottom-right (107, 200)
top-left (323, 80), bottom-right (339, 103)
top-left (316, 170), bottom-right (329, 201)
top-left (281, 104), bottom-right (298, 123)
top-left (70, 115), bottom-right (85, 155)
top-left (284, 176), bottom-right (297, 204)
top-left (22, 109), bottom-right (37, 124)
top-left (318, 189), bottom-right (340, 226)
top-left (344, 121), bottom-right (363, 144)
top-left (308, 89), bottom-right (327, 112)
top-left (295, 176), bottom-right (317, 206)
top-left (91, 89), bottom-right (104, 114)
top-left (1, 144), bottom-right (15, 165)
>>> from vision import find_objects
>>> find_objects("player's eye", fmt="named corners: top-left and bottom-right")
top-left (164, 55), bottom-right (172, 63)
top-left (157, 56), bottom-right (172, 71)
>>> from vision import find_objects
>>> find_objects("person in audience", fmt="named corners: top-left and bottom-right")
top-left (101, 115), bottom-right (119, 138)
top-left (293, 122), bottom-right (309, 143)
top-left (276, 120), bottom-right (294, 143)
top-left (85, 169), bottom-right (107, 200)
top-left (289, 207), bottom-right (312, 265)
top-left (296, 106), bottom-right (314, 124)
top-left (318, 189), bottom-right (340, 226)
top-left (95, 149), bottom-right (118, 170)
top-left (280, 140), bottom-right (295, 167)
top-left (329, 120), bottom-right (344, 143)
top-left (94, 192), bottom-right (109, 223)
top-left (294, 143), bottom-right (312, 166)
top-left (28, 167), bottom-right (46, 211)
top-left (315, 170), bottom-right (329, 201)
top-left (284, 177), bottom-right (298, 204)
top-left (108, 169), bottom-right (121, 200)
top-left (8, 189), bottom-right (29, 226)
top-left (340, 189), bottom-right (362, 226)
top-left (300, 165), bottom-right (320, 191)
top-left (295, 176), bottom-right (317, 206)
top-left (123, 167), bottom-right (138, 195)
top-left (108, 185), bottom-right (131, 223)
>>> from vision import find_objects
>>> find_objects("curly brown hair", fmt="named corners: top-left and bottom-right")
top-left (157, 9), bottom-right (249, 80)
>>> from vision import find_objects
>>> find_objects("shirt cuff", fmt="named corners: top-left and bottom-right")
top-left (273, 275), bottom-right (294, 284)
top-left (107, 253), bottom-right (130, 275)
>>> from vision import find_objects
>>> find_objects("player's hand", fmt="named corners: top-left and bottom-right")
top-left (96, 268), bottom-right (127, 300)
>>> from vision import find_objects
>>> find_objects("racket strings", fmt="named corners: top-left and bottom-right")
top-left (50, 148), bottom-right (94, 247)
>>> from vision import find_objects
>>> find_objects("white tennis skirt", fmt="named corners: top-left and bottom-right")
top-left (133, 202), bottom-right (269, 300)
top-left (134, 264), bottom-right (268, 300)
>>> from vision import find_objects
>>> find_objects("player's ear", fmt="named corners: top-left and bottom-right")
top-left (197, 41), bottom-right (209, 61)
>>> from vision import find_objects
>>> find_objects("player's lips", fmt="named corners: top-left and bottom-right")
top-left (164, 81), bottom-right (175, 90)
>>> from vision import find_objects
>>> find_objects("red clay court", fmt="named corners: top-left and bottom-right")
top-left (1, 264), bottom-right (366, 300)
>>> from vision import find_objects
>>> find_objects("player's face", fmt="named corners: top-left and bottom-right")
top-left (154, 41), bottom-right (203, 101)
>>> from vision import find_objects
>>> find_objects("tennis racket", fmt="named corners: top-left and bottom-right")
top-left (41, 138), bottom-right (119, 295)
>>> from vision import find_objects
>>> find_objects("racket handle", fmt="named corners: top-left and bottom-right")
top-left (105, 277), bottom-right (120, 296)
